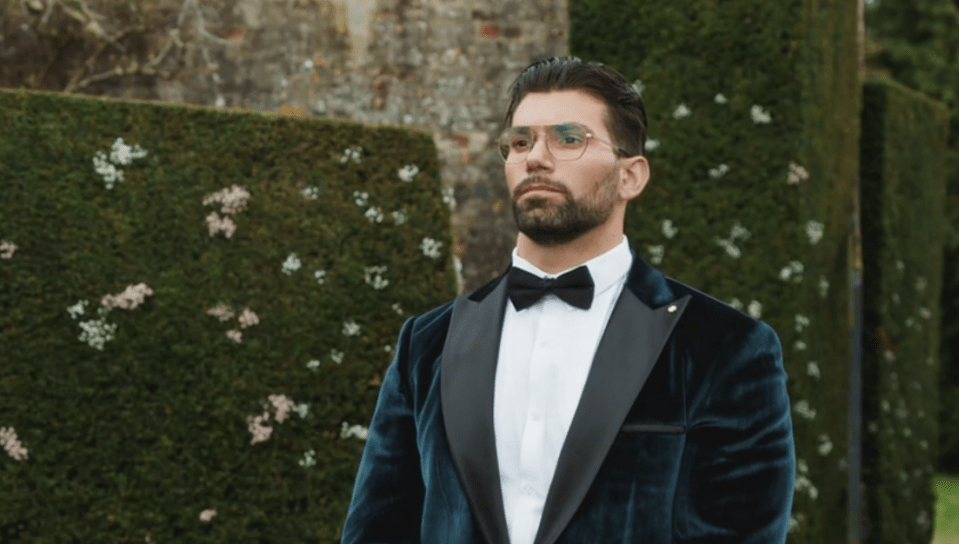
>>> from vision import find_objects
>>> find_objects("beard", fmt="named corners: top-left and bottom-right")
top-left (511, 167), bottom-right (618, 246)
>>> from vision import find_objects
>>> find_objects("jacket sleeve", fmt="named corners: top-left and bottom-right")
top-left (673, 320), bottom-right (796, 543)
top-left (341, 317), bottom-right (424, 544)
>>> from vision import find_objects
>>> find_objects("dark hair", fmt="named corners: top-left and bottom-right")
top-left (504, 56), bottom-right (648, 157)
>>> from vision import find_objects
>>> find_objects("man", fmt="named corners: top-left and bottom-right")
top-left (341, 56), bottom-right (795, 544)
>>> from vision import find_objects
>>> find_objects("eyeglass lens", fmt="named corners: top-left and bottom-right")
top-left (499, 123), bottom-right (589, 163)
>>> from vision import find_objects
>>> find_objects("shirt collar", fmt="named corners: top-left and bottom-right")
top-left (510, 235), bottom-right (632, 297)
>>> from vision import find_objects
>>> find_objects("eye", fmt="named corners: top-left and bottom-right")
top-left (509, 135), bottom-right (532, 150)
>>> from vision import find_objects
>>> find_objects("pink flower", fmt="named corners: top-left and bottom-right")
top-left (199, 508), bottom-right (217, 522)
top-left (0, 427), bottom-right (28, 461)
top-left (101, 283), bottom-right (153, 310)
top-left (246, 412), bottom-right (272, 445)
top-left (269, 394), bottom-right (294, 423)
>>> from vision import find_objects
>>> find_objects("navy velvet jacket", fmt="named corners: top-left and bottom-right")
top-left (341, 252), bottom-right (795, 544)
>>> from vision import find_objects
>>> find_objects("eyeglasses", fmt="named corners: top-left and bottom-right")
top-left (497, 123), bottom-right (625, 164)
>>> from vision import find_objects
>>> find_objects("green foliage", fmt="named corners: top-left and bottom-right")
top-left (0, 89), bottom-right (456, 542)
top-left (860, 78), bottom-right (950, 543)
top-left (570, 0), bottom-right (861, 541)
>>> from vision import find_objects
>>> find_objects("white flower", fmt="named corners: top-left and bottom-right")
top-left (778, 261), bottom-right (804, 283)
top-left (795, 314), bottom-right (810, 332)
top-left (788, 517), bottom-right (800, 533)
top-left (0, 426), bottom-right (28, 461)
top-left (420, 237), bottom-right (442, 259)
top-left (302, 58), bottom-right (315, 72)
top-left (915, 277), bottom-right (927, 292)
top-left (714, 93), bottom-right (728, 104)
top-left (788, 162), bottom-right (810, 184)
top-left (708, 164), bottom-right (730, 179)
top-left (398, 165), bottom-right (420, 182)
top-left (920, 440), bottom-right (929, 450)
top-left (631, 79), bottom-right (644, 96)
top-left (818, 275), bottom-right (829, 298)
top-left (364, 266), bottom-right (389, 290)
top-left (226, 329), bottom-right (242, 343)
top-left (807, 362), bottom-right (821, 379)
top-left (299, 449), bottom-right (317, 467)
top-left (237, 308), bottom-right (258, 329)
top-left (750, 105), bottom-right (772, 124)
top-left (101, 283), bottom-right (153, 310)
top-left (314, 270), bottom-right (327, 284)
top-left (292, 403), bottom-right (310, 419)
top-left (247, 412), bottom-right (272, 444)
top-left (715, 239), bottom-right (741, 259)
top-left (818, 434), bottom-right (833, 456)
top-left (93, 151), bottom-right (124, 189)
top-left (392, 209), bottom-right (408, 225)
top-left (384, 344), bottom-right (394, 353)
top-left (206, 303), bottom-right (234, 322)
top-left (795, 474), bottom-right (818, 500)
top-left (884, 350), bottom-right (895, 362)
top-left (199, 508), bottom-right (217, 523)
top-left (352, 191), bottom-right (369, 207)
top-left (301, 186), bottom-right (320, 200)
top-left (661, 220), bottom-right (678, 239)
top-left (794, 400), bottom-right (816, 420)
top-left (340, 147), bottom-right (363, 164)
top-left (392, 302), bottom-right (404, 315)
top-left (919, 307), bottom-right (931, 320)
top-left (67, 300), bottom-right (89, 319)
top-left (342, 320), bottom-right (361, 337)
top-left (797, 459), bottom-right (809, 474)
top-left (648, 245), bottom-right (665, 265)
top-left (729, 298), bottom-right (744, 310)
top-left (205, 212), bottom-right (237, 238)
top-left (730, 223), bottom-right (751, 241)
top-left (881, 400), bottom-right (891, 412)
top-left (365, 207), bottom-right (384, 223)
top-left (805, 221), bottom-right (824, 244)
top-left (306, 359), bottom-right (320, 371)
top-left (340, 422), bottom-right (369, 440)
top-left (0, 240), bottom-right (18, 259)
top-left (78, 318), bottom-right (117, 350)
top-left (330, 349), bottom-right (344, 364)
top-left (645, 139), bottom-right (660, 151)
top-left (672, 103), bottom-right (692, 119)
top-left (109, 137), bottom-right (148, 166)
top-left (747, 300), bottom-right (762, 318)
top-left (794, 340), bottom-right (807, 351)
top-left (202, 185), bottom-right (250, 215)
top-left (896, 260), bottom-right (905, 272)
top-left (282, 253), bottom-right (302, 276)
top-left (892, 293), bottom-right (900, 305)
top-left (268, 394), bottom-right (294, 423)
top-left (442, 186), bottom-right (456, 209)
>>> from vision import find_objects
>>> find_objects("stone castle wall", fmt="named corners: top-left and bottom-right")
top-left (0, 0), bottom-right (571, 292)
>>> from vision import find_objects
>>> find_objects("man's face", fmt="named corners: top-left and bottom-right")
top-left (506, 89), bottom-right (622, 246)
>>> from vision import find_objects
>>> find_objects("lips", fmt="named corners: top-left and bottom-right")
top-left (520, 184), bottom-right (563, 197)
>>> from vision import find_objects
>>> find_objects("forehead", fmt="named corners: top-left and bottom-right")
top-left (511, 89), bottom-right (610, 134)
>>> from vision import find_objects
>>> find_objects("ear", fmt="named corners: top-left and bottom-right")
top-left (618, 155), bottom-right (650, 201)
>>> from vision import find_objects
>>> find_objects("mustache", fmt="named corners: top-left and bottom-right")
top-left (514, 177), bottom-right (569, 197)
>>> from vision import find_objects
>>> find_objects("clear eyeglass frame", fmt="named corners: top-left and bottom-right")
top-left (497, 122), bottom-right (626, 164)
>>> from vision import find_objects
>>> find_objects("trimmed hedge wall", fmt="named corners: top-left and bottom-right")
top-left (0, 90), bottom-right (457, 542)
top-left (860, 78), bottom-right (950, 543)
top-left (570, 0), bottom-right (861, 541)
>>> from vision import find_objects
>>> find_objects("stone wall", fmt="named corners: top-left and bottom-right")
top-left (0, 0), bottom-right (570, 292)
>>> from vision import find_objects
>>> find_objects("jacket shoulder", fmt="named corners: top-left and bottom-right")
top-left (662, 275), bottom-right (779, 346)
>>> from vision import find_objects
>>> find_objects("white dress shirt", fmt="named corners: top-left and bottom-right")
top-left (493, 235), bottom-right (633, 544)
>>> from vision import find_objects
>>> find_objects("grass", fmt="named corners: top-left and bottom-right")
top-left (936, 473), bottom-right (959, 544)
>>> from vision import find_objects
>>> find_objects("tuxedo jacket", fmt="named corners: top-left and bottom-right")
top-left (341, 252), bottom-right (795, 544)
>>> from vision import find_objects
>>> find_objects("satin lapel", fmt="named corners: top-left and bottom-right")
top-left (533, 289), bottom-right (692, 544)
top-left (440, 277), bottom-right (510, 544)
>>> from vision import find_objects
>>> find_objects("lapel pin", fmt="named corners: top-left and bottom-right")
top-left (668, 304), bottom-right (678, 313)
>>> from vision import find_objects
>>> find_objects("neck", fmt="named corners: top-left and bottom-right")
top-left (516, 221), bottom-right (624, 275)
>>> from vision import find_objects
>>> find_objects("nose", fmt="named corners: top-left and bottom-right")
top-left (524, 133), bottom-right (553, 171)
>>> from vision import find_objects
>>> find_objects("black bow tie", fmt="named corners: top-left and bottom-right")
top-left (507, 265), bottom-right (595, 311)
